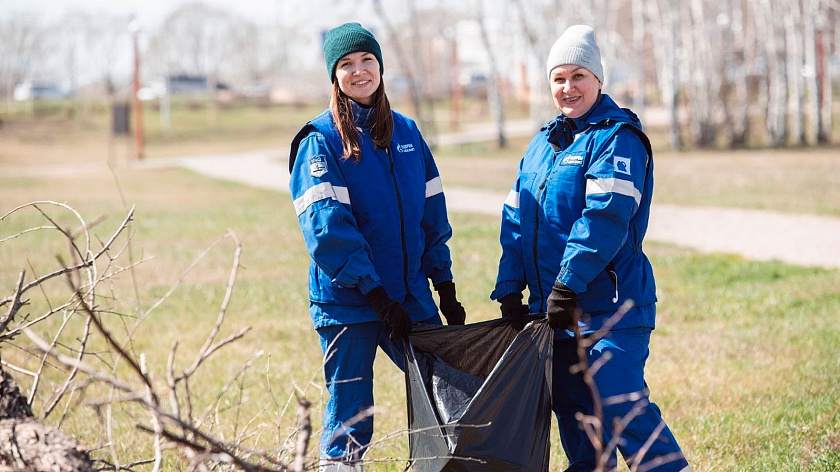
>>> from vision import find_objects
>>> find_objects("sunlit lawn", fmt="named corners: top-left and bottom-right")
top-left (1, 163), bottom-right (838, 471)
top-left (435, 141), bottom-right (840, 218)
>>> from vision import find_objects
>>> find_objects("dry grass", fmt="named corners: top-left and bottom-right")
top-left (436, 142), bottom-right (840, 217)
top-left (0, 100), bottom-right (321, 166)
top-left (653, 147), bottom-right (840, 216)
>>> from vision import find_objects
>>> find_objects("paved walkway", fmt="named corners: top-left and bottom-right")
top-left (130, 150), bottom-right (840, 271)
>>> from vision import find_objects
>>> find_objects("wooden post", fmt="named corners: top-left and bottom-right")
top-left (131, 19), bottom-right (144, 160)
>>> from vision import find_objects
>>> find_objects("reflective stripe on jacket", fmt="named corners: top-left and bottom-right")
top-left (492, 94), bottom-right (656, 331)
top-left (289, 105), bottom-right (453, 328)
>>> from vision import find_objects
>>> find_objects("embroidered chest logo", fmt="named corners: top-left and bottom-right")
top-left (397, 142), bottom-right (415, 153)
top-left (560, 154), bottom-right (584, 166)
top-left (614, 156), bottom-right (632, 175)
top-left (309, 154), bottom-right (327, 178)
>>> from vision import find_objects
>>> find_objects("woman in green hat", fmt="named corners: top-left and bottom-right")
top-left (288, 22), bottom-right (466, 471)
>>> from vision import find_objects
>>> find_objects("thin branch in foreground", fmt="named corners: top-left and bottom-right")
top-left (59, 264), bottom-right (160, 409)
top-left (0, 271), bottom-right (27, 335)
top-left (178, 230), bottom-right (243, 381)
top-left (4, 205), bottom-right (338, 471)
top-left (292, 396), bottom-right (311, 472)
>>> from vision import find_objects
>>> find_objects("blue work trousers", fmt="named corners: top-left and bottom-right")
top-left (317, 316), bottom-right (441, 462)
top-left (552, 327), bottom-right (690, 472)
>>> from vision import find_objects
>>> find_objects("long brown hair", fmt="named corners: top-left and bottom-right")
top-left (330, 81), bottom-right (393, 162)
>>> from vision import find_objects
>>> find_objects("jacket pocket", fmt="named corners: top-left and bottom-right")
top-left (309, 263), bottom-right (369, 306)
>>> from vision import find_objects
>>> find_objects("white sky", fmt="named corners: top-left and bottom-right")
top-left (0, 0), bottom-right (512, 90)
top-left (0, 0), bottom-right (383, 29)
top-left (0, 0), bottom-right (389, 83)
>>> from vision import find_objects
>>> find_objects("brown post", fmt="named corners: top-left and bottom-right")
top-left (131, 20), bottom-right (144, 160)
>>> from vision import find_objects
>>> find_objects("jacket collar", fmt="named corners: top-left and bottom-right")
top-left (350, 100), bottom-right (375, 129)
top-left (545, 93), bottom-right (642, 150)
top-left (574, 93), bottom-right (642, 129)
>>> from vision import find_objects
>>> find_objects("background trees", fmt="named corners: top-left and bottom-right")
top-left (0, 0), bottom-right (838, 150)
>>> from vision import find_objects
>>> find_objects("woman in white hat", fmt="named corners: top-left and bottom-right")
top-left (491, 25), bottom-right (691, 472)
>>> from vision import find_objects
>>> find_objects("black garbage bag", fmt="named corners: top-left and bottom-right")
top-left (404, 316), bottom-right (553, 472)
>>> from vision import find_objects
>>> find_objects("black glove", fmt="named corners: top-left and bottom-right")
top-left (546, 281), bottom-right (578, 330)
top-left (434, 280), bottom-right (466, 325)
top-left (499, 292), bottom-right (530, 330)
top-left (366, 286), bottom-right (412, 341)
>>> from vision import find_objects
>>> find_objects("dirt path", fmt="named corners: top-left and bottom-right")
top-left (146, 151), bottom-right (840, 270)
top-left (5, 148), bottom-right (839, 270)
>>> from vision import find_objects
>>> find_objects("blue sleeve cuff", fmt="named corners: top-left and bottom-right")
top-left (430, 269), bottom-right (454, 287)
top-left (357, 276), bottom-right (380, 295)
top-left (490, 280), bottom-right (526, 301)
top-left (557, 267), bottom-right (586, 294)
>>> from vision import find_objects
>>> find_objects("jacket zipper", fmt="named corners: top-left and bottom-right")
top-left (533, 178), bottom-right (547, 307)
top-left (534, 149), bottom-right (562, 310)
top-left (386, 147), bottom-right (411, 296)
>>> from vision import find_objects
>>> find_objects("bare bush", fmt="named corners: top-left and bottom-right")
top-left (1, 202), bottom-right (317, 471)
top-left (569, 303), bottom-right (687, 472)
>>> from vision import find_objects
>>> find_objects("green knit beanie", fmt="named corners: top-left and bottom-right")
top-left (323, 22), bottom-right (383, 83)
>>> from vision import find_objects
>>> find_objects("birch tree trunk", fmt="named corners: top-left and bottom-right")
top-left (371, 0), bottom-right (436, 145)
top-left (751, 0), bottom-right (771, 145)
top-left (476, 0), bottom-right (506, 148)
top-left (725, 0), bottom-right (751, 147)
top-left (803, 0), bottom-right (820, 144)
top-left (648, 0), bottom-right (681, 150)
top-left (590, 0), bottom-right (619, 92)
top-left (784, 0), bottom-right (805, 145)
top-left (631, 0), bottom-right (646, 114)
top-left (683, 0), bottom-right (719, 147)
top-left (512, 0), bottom-right (553, 126)
top-left (718, 0), bottom-right (735, 144)
top-left (761, 0), bottom-right (788, 146)
top-left (816, 4), bottom-right (833, 143)
top-left (406, 0), bottom-right (439, 146)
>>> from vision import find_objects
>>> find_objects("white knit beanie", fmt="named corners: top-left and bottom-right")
top-left (545, 25), bottom-right (603, 83)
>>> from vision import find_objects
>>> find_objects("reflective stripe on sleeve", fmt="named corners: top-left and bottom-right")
top-left (294, 182), bottom-right (351, 215)
top-left (585, 177), bottom-right (641, 206)
top-left (504, 190), bottom-right (519, 209)
top-left (425, 176), bottom-right (443, 198)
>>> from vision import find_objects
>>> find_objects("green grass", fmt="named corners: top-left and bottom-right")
top-left (650, 252), bottom-right (840, 471)
top-left (1, 165), bottom-right (839, 471)
top-left (435, 143), bottom-right (840, 218)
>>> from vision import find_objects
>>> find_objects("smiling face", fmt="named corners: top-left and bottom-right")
top-left (334, 51), bottom-right (381, 106)
top-left (549, 65), bottom-right (601, 118)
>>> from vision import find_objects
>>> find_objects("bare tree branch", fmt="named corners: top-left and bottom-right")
top-left (0, 271), bottom-right (26, 335)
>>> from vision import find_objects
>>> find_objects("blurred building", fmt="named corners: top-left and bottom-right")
top-left (13, 81), bottom-right (72, 101)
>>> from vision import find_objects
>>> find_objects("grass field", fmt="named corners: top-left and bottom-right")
top-left (435, 142), bottom-right (840, 218)
top-left (1, 102), bottom-right (839, 470)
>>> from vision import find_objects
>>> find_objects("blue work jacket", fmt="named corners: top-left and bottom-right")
top-left (289, 104), bottom-right (453, 329)
top-left (492, 94), bottom-right (657, 333)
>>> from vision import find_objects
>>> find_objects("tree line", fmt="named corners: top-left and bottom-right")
top-left (0, 0), bottom-right (838, 150)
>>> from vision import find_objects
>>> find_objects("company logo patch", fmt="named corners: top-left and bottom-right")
top-left (614, 156), bottom-right (631, 175)
top-left (560, 154), bottom-right (584, 166)
top-left (397, 142), bottom-right (415, 153)
top-left (309, 154), bottom-right (327, 178)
